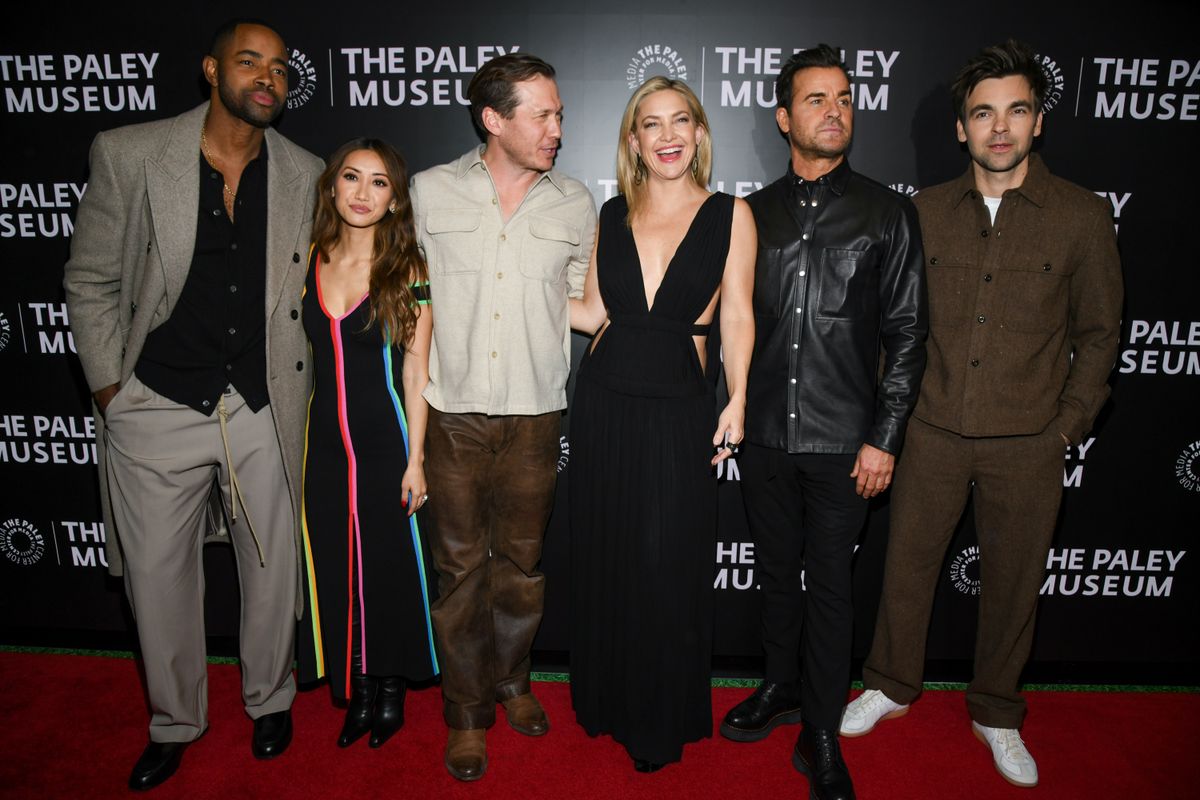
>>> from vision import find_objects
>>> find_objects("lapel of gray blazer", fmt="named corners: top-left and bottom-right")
top-left (145, 103), bottom-right (208, 307)
top-left (264, 126), bottom-right (308, 317)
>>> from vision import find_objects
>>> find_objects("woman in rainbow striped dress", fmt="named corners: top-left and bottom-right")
top-left (296, 138), bottom-right (439, 749)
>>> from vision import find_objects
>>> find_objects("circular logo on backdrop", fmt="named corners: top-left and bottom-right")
top-left (1, 519), bottom-right (45, 566)
top-left (1034, 52), bottom-right (1065, 112)
top-left (287, 48), bottom-right (317, 110)
top-left (625, 44), bottom-right (689, 91)
top-left (557, 435), bottom-right (570, 473)
top-left (1176, 440), bottom-right (1200, 492)
top-left (0, 311), bottom-right (11, 352)
top-left (949, 545), bottom-right (981, 596)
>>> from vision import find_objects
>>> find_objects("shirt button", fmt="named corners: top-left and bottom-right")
top-left (230, 284), bottom-right (238, 292)
top-left (795, 307), bottom-right (802, 314)
top-left (1043, 263), bottom-right (1052, 271)
top-left (790, 378), bottom-right (797, 384)
top-left (225, 363), bottom-right (233, 371)
top-left (494, 312), bottom-right (501, 320)
top-left (212, 209), bottom-right (221, 216)
top-left (977, 315), bottom-right (986, 324)
top-left (228, 327), bottom-right (237, 335)
top-left (792, 343), bottom-right (799, 350)
top-left (801, 233), bottom-right (810, 240)
top-left (983, 274), bottom-right (992, 282)
top-left (798, 271), bottom-right (806, 277)
top-left (296, 361), bottom-right (304, 371)
top-left (210, 171), bottom-right (219, 179)
top-left (811, 200), bottom-right (818, 207)
top-left (971, 359), bottom-right (980, 367)
top-left (929, 257), bottom-right (939, 265)
top-left (497, 272), bottom-right (503, 279)
top-left (789, 412), bottom-right (796, 419)
top-left (980, 229), bottom-right (989, 238)
top-left (290, 309), bottom-right (299, 320)
top-left (499, 233), bottom-right (507, 241)
top-left (492, 198), bottom-right (498, 205)
top-left (799, 199), bottom-right (807, 207)
top-left (491, 351), bottom-right (498, 359)
top-left (202, 400), bottom-right (210, 407)
top-left (230, 242), bottom-right (238, 251)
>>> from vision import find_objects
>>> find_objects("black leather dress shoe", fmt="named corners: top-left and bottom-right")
top-left (252, 709), bottom-right (293, 760)
top-left (719, 681), bottom-right (803, 742)
top-left (128, 740), bottom-right (187, 791)
top-left (792, 726), bottom-right (855, 800)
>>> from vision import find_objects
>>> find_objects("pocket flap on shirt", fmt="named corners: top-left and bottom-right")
top-left (426, 209), bottom-right (482, 234)
top-left (529, 215), bottom-right (581, 246)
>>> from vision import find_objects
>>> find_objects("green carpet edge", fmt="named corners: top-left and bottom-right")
top-left (4, 646), bottom-right (1196, 693)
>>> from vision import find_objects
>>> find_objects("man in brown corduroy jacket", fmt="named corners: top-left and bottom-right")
top-left (839, 40), bottom-right (1123, 789)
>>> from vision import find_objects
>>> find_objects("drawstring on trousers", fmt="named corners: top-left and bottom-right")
top-left (217, 394), bottom-right (265, 567)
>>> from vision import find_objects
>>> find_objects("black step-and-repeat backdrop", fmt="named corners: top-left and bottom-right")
top-left (2, 1), bottom-right (1197, 678)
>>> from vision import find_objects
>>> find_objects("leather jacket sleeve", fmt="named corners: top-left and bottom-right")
top-left (869, 198), bottom-right (928, 454)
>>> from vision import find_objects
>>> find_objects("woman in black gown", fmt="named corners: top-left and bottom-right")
top-left (568, 78), bottom-right (756, 770)
top-left (295, 139), bottom-right (439, 749)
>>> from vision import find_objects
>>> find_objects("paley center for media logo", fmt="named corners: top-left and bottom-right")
top-left (0, 518), bottom-right (45, 566)
top-left (1176, 439), bottom-right (1200, 492)
top-left (287, 47), bottom-right (317, 110)
top-left (1034, 51), bottom-right (1065, 112)
top-left (625, 44), bottom-right (688, 90)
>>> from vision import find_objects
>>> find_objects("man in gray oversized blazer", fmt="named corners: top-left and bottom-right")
top-left (63, 20), bottom-right (321, 791)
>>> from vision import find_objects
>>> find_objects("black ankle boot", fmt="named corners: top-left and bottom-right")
top-left (369, 677), bottom-right (406, 748)
top-left (337, 672), bottom-right (378, 747)
top-left (792, 726), bottom-right (855, 800)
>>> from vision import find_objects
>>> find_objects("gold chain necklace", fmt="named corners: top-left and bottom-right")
top-left (200, 121), bottom-right (237, 203)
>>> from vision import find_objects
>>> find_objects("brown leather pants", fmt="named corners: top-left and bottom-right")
top-left (424, 409), bottom-right (560, 729)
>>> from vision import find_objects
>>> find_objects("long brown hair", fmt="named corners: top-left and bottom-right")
top-left (312, 138), bottom-right (428, 347)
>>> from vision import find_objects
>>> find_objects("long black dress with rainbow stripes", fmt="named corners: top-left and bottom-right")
top-left (296, 246), bottom-right (439, 699)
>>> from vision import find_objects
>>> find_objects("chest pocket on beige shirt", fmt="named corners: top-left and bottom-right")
top-left (426, 209), bottom-right (483, 275)
top-left (521, 215), bottom-right (580, 283)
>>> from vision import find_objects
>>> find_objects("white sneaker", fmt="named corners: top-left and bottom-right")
top-left (838, 689), bottom-right (909, 737)
top-left (972, 721), bottom-right (1039, 788)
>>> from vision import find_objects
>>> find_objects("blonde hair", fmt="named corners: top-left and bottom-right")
top-left (616, 77), bottom-right (713, 220)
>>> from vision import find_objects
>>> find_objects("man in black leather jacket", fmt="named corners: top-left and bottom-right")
top-left (718, 44), bottom-right (927, 800)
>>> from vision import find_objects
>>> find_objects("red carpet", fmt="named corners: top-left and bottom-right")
top-left (0, 652), bottom-right (1194, 799)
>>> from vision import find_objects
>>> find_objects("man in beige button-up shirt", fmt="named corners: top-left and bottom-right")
top-left (409, 53), bottom-right (596, 782)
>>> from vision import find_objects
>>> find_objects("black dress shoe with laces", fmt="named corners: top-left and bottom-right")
top-left (252, 709), bottom-right (293, 759)
top-left (128, 740), bottom-right (188, 791)
top-left (792, 726), bottom-right (855, 800)
top-left (719, 680), bottom-right (804, 742)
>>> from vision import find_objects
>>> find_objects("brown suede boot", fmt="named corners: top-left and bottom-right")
top-left (445, 728), bottom-right (487, 781)
top-left (501, 693), bottom-right (549, 736)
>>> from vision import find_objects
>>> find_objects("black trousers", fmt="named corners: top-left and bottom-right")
top-left (740, 444), bottom-right (867, 730)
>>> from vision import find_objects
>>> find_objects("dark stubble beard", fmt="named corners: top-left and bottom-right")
top-left (217, 73), bottom-right (283, 128)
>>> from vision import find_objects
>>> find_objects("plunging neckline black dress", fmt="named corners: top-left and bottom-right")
top-left (569, 192), bottom-right (735, 765)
